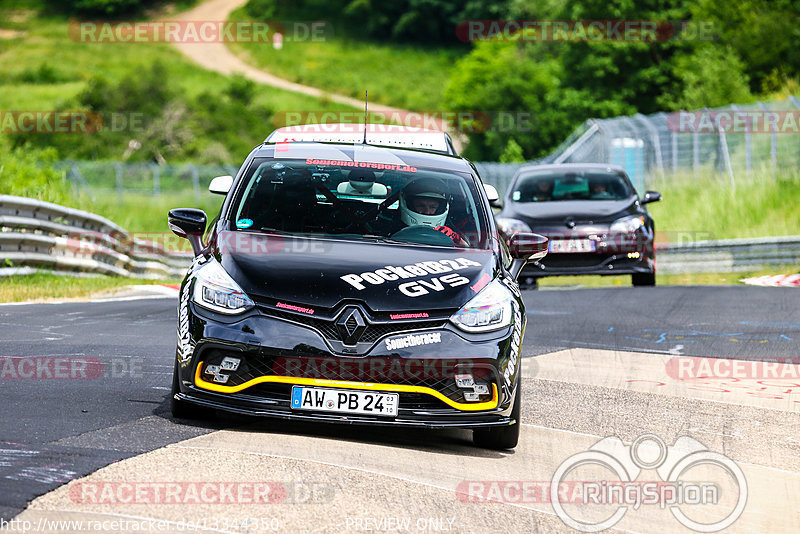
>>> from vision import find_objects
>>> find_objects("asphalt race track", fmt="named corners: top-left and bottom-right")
top-left (1, 286), bottom-right (798, 532)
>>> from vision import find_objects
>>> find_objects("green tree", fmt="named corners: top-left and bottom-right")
top-left (44, 0), bottom-right (158, 16)
top-left (691, 0), bottom-right (800, 92)
top-left (661, 45), bottom-right (752, 110)
top-left (499, 138), bottom-right (525, 163)
top-left (444, 38), bottom-right (631, 160)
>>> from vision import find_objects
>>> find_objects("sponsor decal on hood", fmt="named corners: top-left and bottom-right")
top-left (341, 257), bottom-right (482, 297)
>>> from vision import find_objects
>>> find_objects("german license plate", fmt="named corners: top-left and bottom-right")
top-left (291, 386), bottom-right (399, 416)
top-left (549, 238), bottom-right (596, 253)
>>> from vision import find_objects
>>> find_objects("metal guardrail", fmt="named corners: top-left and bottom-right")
top-left (0, 195), bottom-right (191, 279)
top-left (657, 235), bottom-right (800, 274)
top-left (1, 196), bottom-right (796, 278)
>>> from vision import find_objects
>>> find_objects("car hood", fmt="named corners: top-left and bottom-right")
top-left (507, 197), bottom-right (637, 223)
top-left (214, 231), bottom-right (496, 313)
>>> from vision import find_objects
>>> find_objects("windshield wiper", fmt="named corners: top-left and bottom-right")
top-left (357, 234), bottom-right (402, 244)
top-left (258, 227), bottom-right (291, 235)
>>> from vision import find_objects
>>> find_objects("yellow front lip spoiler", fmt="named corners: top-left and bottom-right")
top-left (194, 361), bottom-right (498, 412)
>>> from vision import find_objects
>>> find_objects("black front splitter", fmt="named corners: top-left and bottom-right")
top-left (174, 393), bottom-right (514, 430)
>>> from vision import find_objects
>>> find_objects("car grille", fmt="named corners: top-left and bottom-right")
top-left (198, 348), bottom-right (497, 407)
top-left (542, 253), bottom-right (615, 269)
top-left (262, 307), bottom-right (447, 344)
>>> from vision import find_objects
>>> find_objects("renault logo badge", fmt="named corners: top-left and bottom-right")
top-left (336, 307), bottom-right (367, 345)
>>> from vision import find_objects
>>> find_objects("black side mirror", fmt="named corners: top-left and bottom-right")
top-left (641, 190), bottom-right (662, 205)
top-left (168, 208), bottom-right (207, 256)
top-left (507, 232), bottom-right (548, 279)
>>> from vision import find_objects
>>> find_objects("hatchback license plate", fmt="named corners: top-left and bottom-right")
top-left (549, 238), bottom-right (596, 253)
top-left (291, 387), bottom-right (399, 416)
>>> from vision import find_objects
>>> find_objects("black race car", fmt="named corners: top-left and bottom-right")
top-left (167, 126), bottom-right (547, 449)
top-left (495, 163), bottom-right (661, 287)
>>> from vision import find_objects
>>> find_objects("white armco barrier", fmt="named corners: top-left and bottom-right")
top-left (0, 195), bottom-right (191, 279)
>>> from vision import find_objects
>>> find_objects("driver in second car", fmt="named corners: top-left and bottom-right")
top-left (376, 177), bottom-right (469, 246)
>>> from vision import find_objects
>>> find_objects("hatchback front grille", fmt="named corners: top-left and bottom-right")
top-left (261, 307), bottom-right (447, 345)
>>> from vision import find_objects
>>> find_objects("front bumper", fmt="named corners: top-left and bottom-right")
top-left (521, 229), bottom-right (655, 279)
top-left (174, 301), bottom-right (522, 429)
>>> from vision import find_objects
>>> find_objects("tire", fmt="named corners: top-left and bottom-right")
top-left (170, 360), bottom-right (213, 420)
top-left (520, 276), bottom-right (538, 290)
top-left (473, 380), bottom-right (521, 450)
top-left (632, 272), bottom-right (656, 286)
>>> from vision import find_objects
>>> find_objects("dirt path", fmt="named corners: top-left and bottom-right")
top-left (170, 0), bottom-right (462, 150)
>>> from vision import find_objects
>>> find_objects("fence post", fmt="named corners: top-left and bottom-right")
top-left (671, 130), bottom-right (678, 172)
top-left (717, 124), bottom-right (735, 188)
top-left (151, 163), bottom-right (161, 195)
top-left (789, 97), bottom-right (800, 171)
top-left (114, 162), bottom-right (123, 202)
top-left (757, 101), bottom-right (777, 178)
top-left (730, 104), bottom-right (751, 174)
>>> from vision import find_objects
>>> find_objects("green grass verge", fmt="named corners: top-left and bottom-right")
top-left (647, 167), bottom-right (800, 240)
top-left (0, 272), bottom-right (179, 303)
top-left (0, 11), bottom-right (361, 110)
top-left (71, 190), bottom-right (225, 233)
top-left (0, 2), bottom-right (359, 144)
top-left (536, 265), bottom-right (800, 289)
top-left (226, 7), bottom-right (463, 110)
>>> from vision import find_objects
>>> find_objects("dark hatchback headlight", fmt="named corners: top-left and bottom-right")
top-left (192, 259), bottom-right (254, 315)
top-left (610, 215), bottom-right (645, 234)
top-left (450, 278), bottom-right (515, 333)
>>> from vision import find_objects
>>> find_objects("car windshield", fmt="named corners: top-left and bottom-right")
top-left (231, 157), bottom-right (490, 249)
top-left (511, 171), bottom-right (633, 202)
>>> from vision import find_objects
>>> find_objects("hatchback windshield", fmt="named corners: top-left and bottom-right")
top-left (511, 171), bottom-right (633, 202)
top-left (231, 158), bottom-right (490, 249)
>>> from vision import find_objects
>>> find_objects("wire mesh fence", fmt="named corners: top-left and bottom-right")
top-left (58, 96), bottom-right (799, 199)
top-left (548, 96), bottom-right (800, 193)
top-left (57, 161), bottom-right (240, 202)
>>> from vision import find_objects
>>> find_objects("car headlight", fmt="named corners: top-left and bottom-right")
top-left (192, 259), bottom-right (254, 314)
top-left (610, 215), bottom-right (645, 234)
top-left (450, 278), bottom-right (516, 333)
top-left (495, 217), bottom-right (532, 236)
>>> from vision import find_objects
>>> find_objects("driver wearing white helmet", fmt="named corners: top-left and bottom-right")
top-left (383, 177), bottom-right (468, 246)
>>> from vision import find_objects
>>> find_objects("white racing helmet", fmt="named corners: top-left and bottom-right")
top-left (400, 177), bottom-right (450, 227)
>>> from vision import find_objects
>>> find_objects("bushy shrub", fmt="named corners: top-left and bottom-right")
top-left (11, 62), bottom-right (274, 164)
top-left (45, 0), bottom-right (156, 17)
top-left (0, 136), bottom-right (69, 204)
